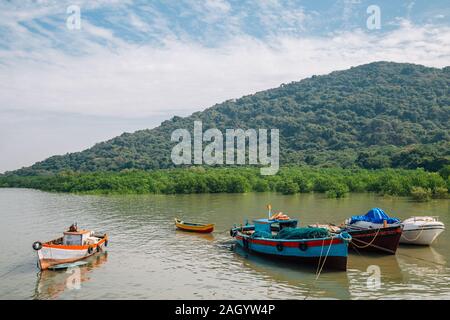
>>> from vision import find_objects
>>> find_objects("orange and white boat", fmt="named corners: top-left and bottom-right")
top-left (32, 224), bottom-right (108, 270)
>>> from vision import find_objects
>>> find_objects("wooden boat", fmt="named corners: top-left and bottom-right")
top-left (32, 224), bottom-right (108, 270)
top-left (174, 218), bottom-right (215, 233)
top-left (342, 208), bottom-right (402, 254)
top-left (230, 217), bottom-right (352, 271)
top-left (400, 216), bottom-right (445, 245)
top-left (344, 224), bottom-right (403, 254)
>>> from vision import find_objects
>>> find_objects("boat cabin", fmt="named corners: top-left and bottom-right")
top-left (63, 229), bottom-right (91, 246)
top-left (253, 218), bottom-right (298, 233)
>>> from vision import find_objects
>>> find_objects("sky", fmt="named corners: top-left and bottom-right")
top-left (0, 0), bottom-right (449, 173)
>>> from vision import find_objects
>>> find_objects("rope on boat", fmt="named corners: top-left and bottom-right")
top-left (213, 228), bottom-right (231, 234)
top-left (0, 268), bottom-right (19, 280)
top-left (350, 227), bottom-right (382, 249)
top-left (304, 236), bottom-right (335, 300)
top-left (397, 251), bottom-right (447, 267)
top-left (303, 278), bottom-right (316, 300)
top-left (350, 232), bottom-right (447, 268)
top-left (350, 244), bottom-right (367, 262)
top-left (400, 227), bottom-right (425, 242)
top-left (352, 238), bottom-right (396, 254)
top-left (0, 262), bottom-right (29, 280)
top-left (315, 236), bottom-right (334, 281)
top-left (315, 238), bottom-right (325, 276)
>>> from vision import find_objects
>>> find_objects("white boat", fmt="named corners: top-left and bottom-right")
top-left (32, 224), bottom-right (108, 270)
top-left (400, 216), bottom-right (445, 245)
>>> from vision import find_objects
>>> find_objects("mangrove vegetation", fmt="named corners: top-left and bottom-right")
top-left (1, 167), bottom-right (449, 201)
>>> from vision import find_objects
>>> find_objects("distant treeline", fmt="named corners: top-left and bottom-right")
top-left (1, 167), bottom-right (449, 201)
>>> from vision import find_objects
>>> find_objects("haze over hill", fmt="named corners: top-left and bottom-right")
top-left (8, 61), bottom-right (450, 176)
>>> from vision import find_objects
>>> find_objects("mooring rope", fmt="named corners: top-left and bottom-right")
top-left (396, 250), bottom-right (448, 267)
top-left (304, 236), bottom-right (335, 300)
top-left (350, 227), bottom-right (382, 249)
top-left (351, 244), bottom-right (368, 263)
top-left (0, 262), bottom-right (30, 280)
top-left (351, 237), bottom-right (396, 254)
top-left (400, 227), bottom-right (426, 242)
top-left (315, 236), bottom-right (334, 281)
top-left (315, 238), bottom-right (326, 277)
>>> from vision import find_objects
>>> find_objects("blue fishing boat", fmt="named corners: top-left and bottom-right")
top-left (230, 217), bottom-right (352, 271)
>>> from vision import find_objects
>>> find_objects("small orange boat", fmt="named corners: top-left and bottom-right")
top-left (174, 218), bottom-right (215, 233)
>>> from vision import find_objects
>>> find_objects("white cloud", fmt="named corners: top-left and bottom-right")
top-left (0, 21), bottom-right (449, 119)
top-left (205, 0), bottom-right (231, 13)
top-left (254, 0), bottom-right (311, 34)
top-left (0, 2), bottom-right (449, 172)
top-left (128, 13), bottom-right (152, 32)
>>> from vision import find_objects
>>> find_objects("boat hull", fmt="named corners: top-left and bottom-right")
top-left (347, 225), bottom-right (402, 254)
top-left (234, 234), bottom-right (349, 271)
top-left (37, 237), bottom-right (107, 270)
top-left (175, 225), bottom-right (214, 233)
top-left (400, 227), bottom-right (444, 245)
top-left (175, 219), bottom-right (214, 233)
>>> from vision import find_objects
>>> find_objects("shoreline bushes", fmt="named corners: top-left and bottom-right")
top-left (410, 187), bottom-right (432, 202)
top-left (1, 167), bottom-right (449, 201)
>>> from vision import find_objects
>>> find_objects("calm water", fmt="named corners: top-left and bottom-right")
top-left (0, 188), bottom-right (449, 300)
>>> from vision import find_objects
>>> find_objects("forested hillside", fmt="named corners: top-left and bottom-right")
top-left (8, 61), bottom-right (450, 176)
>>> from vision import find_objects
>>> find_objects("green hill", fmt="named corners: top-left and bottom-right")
top-left (9, 61), bottom-right (450, 176)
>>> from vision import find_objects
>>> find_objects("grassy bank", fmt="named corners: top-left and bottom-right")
top-left (1, 167), bottom-right (449, 200)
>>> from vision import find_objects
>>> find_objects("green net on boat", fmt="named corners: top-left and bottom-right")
top-left (251, 227), bottom-right (330, 240)
top-left (275, 227), bottom-right (329, 239)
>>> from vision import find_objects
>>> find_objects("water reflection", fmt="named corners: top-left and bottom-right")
top-left (231, 245), bottom-right (351, 299)
top-left (174, 230), bottom-right (215, 241)
top-left (346, 247), bottom-right (450, 299)
top-left (394, 247), bottom-right (450, 299)
top-left (398, 246), bottom-right (447, 267)
top-left (33, 252), bottom-right (108, 300)
top-left (1, 189), bottom-right (449, 299)
top-left (348, 252), bottom-right (403, 280)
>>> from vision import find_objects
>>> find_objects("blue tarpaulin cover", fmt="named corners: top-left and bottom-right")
top-left (350, 208), bottom-right (400, 224)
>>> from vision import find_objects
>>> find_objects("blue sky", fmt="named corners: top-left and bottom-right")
top-left (0, 0), bottom-right (449, 172)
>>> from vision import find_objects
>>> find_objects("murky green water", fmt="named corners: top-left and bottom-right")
top-left (0, 188), bottom-right (449, 299)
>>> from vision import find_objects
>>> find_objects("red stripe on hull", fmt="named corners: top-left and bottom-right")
top-left (235, 235), bottom-right (343, 247)
top-left (177, 227), bottom-right (214, 233)
top-left (234, 244), bottom-right (347, 271)
top-left (348, 226), bottom-right (402, 254)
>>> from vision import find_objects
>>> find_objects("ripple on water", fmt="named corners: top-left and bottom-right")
top-left (0, 189), bottom-right (449, 299)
